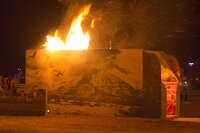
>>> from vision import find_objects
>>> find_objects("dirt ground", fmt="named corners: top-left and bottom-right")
top-left (0, 115), bottom-right (200, 133)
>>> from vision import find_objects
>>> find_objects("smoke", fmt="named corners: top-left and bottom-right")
top-left (56, 0), bottom-right (191, 51)
top-left (56, 0), bottom-right (134, 49)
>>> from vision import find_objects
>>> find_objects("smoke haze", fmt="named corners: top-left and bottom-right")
top-left (56, 0), bottom-right (199, 60)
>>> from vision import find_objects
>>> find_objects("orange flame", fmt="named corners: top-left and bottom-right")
top-left (90, 19), bottom-right (95, 29)
top-left (44, 4), bottom-right (92, 50)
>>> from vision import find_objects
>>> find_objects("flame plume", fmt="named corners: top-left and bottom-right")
top-left (44, 4), bottom-right (92, 50)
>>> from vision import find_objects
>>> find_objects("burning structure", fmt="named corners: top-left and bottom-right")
top-left (26, 49), bottom-right (180, 118)
top-left (0, 4), bottom-right (181, 118)
top-left (25, 4), bottom-right (181, 118)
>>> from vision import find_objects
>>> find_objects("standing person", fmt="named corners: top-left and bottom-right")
top-left (8, 76), bottom-right (12, 90)
top-left (0, 75), bottom-right (3, 88)
top-left (3, 77), bottom-right (9, 91)
top-left (0, 75), bottom-right (4, 95)
top-left (10, 76), bottom-right (17, 94)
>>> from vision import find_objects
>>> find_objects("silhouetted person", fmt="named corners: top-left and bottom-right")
top-left (0, 75), bottom-right (4, 95)
top-left (10, 77), bottom-right (17, 94)
top-left (3, 77), bottom-right (8, 90)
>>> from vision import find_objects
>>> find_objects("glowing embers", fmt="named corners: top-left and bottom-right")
top-left (43, 4), bottom-right (92, 50)
top-left (161, 65), bottom-right (179, 116)
top-left (166, 84), bottom-right (177, 115)
top-left (161, 66), bottom-right (178, 83)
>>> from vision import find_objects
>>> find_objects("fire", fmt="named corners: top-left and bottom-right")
top-left (90, 19), bottom-right (95, 29)
top-left (44, 4), bottom-right (92, 50)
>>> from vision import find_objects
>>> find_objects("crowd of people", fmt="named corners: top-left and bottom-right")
top-left (0, 75), bottom-right (18, 95)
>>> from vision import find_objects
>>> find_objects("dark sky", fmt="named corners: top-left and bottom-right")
top-left (0, 0), bottom-right (64, 75)
top-left (0, 0), bottom-right (200, 75)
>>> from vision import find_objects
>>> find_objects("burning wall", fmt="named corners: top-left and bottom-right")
top-left (25, 49), bottom-right (179, 117)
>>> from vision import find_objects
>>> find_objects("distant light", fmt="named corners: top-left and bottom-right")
top-left (184, 81), bottom-right (188, 86)
top-left (13, 73), bottom-right (17, 77)
top-left (188, 62), bottom-right (194, 67)
top-left (196, 77), bottom-right (199, 81)
top-left (47, 109), bottom-right (50, 113)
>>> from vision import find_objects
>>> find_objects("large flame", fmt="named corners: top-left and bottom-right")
top-left (44, 4), bottom-right (92, 50)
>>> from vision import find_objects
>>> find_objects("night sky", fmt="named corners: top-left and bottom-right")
top-left (0, 0), bottom-right (200, 75)
top-left (0, 0), bottom-right (64, 75)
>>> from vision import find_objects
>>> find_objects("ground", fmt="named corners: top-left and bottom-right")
top-left (0, 115), bottom-right (200, 133)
